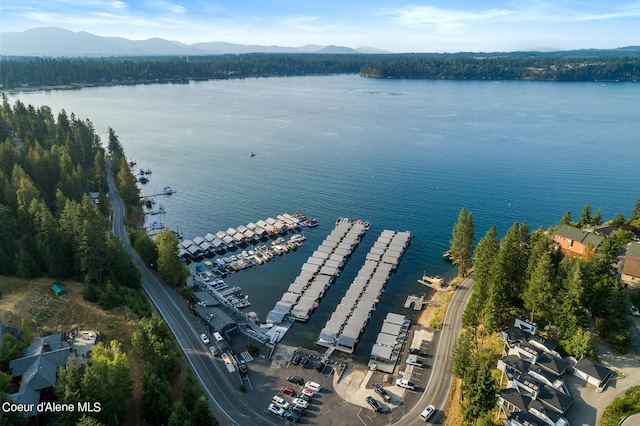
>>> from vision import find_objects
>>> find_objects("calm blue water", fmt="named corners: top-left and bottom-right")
top-left (12, 75), bottom-right (640, 361)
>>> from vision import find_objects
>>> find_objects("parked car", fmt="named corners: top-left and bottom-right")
top-left (283, 411), bottom-right (300, 423)
top-left (409, 348), bottom-right (425, 356)
top-left (294, 391), bottom-right (312, 402)
top-left (373, 384), bottom-right (391, 402)
top-left (267, 403), bottom-right (285, 417)
top-left (314, 362), bottom-right (326, 372)
top-left (291, 354), bottom-right (302, 365)
top-left (287, 375), bottom-right (305, 385)
top-left (304, 381), bottom-right (321, 392)
top-left (199, 333), bottom-right (210, 344)
top-left (290, 405), bottom-right (306, 415)
top-left (396, 379), bottom-right (415, 390)
top-left (366, 396), bottom-right (382, 412)
top-left (209, 346), bottom-right (220, 357)
top-left (631, 305), bottom-right (640, 316)
top-left (406, 357), bottom-right (424, 367)
top-left (280, 386), bottom-right (295, 396)
top-left (292, 398), bottom-right (309, 409)
top-left (301, 356), bottom-right (310, 367)
top-left (420, 405), bottom-right (436, 422)
top-left (300, 388), bottom-right (314, 398)
top-left (272, 395), bottom-right (291, 410)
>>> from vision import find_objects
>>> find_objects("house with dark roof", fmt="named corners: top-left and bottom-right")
top-left (621, 242), bottom-right (640, 288)
top-left (9, 334), bottom-right (72, 420)
top-left (553, 224), bottom-right (604, 258)
top-left (572, 357), bottom-right (614, 391)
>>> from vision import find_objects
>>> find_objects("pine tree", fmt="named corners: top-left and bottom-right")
top-left (466, 226), bottom-right (499, 327)
top-left (156, 228), bottom-right (186, 286)
top-left (462, 356), bottom-right (496, 423)
top-left (450, 207), bottom-right (474, 277)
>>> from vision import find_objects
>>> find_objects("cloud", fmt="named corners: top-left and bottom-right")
top-left (381, 2), bottom-right (640, 31)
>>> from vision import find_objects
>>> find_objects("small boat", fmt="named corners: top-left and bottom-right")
top-left (139, 168), bottom-right (145, 175)
top-left (163, 186), bottom-right (176, 194)
top-left (443, 250), bottom-right (452, 262)
top-left (138, 176), bottom-right (148, 184)
top-left (145, 168), bottom-right (152, 174)
top-left (249, 152), bottom-right (256, 157)
top-left (306, 219), bottom-right (318, 227)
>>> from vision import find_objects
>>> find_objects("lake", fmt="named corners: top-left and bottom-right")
top-left (11, 75), bottom-right (640, 361)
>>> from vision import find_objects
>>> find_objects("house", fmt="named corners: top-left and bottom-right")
top-left (552, 225), bottom-right (604, 258)
top-left (621, 242), bottom-right (640, 288)
top-left (572, 357), bottom-right (614, 391)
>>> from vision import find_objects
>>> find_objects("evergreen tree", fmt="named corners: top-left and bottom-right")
top-left (450, 207), bottom-right (474, 277)
top-left (56, 361), bottom-right (83, 426)
top-left (0, 333), bottom-right (22, 371)
top-left (467, 226), bottom-right (499, 328)
top-left (577, 202), bottom-right (592, 227)
top-left (523, 251), bottom-right (557, 324)
top-left (168, 402), bottom-right (193, 426)
top-left (610, 212), bottom-right (626, 228)
top-left (156, 228), bottom-right (187, 287)
top-left (142, 372), bottom-right (172, 425)
top-left (451, 330), bottom-right (474, 379)
top-left (560, 211), bottom-right (573, 226)
top-left (462, 356), bottom-right (496, 423)
top-left (592, 208), bottom-right (603, 226)
top-left (630, 196), bottom-right (640, 223)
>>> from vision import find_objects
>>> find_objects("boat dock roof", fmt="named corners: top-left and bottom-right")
top-left (367, 312), bottom-right (411, 373)
top-left (267, 218), bottom-right (370, 324)
top-left (317, 229), bottom-right (412, 354)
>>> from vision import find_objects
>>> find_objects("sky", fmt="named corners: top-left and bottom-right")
top-left (2, 0), bottom-right (640, 52)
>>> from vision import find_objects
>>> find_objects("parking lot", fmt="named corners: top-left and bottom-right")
top-left (212, 323), bottom-right (439, 425)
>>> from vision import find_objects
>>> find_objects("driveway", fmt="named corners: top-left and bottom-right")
top-left (566, 315), bottom-right (640, 426)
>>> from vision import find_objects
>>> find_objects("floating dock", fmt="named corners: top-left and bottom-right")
top-left (317, 229), bottom-right (412, 354)
top-left (266, 218), bottom-right (368, 325)
top-left (404, 295), bottom-right (427, 311)
top-left (367, 312), bottom-right (411, 373)
top-left (417, 274), bottom-right (452, 291)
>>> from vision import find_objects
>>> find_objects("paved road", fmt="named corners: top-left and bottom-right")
top-left (107, 160), bottom-right (278, 426)
top-left (393, 276), bottom-right (474, 425)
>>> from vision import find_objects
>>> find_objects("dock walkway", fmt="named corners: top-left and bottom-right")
top-left (266, 218), bottom-right (368, 325)
top-left (317, 229), bottom-right (412, 354)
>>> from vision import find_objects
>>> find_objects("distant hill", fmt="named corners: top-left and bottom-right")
top-left (0, 27), bottom-right (389, 56)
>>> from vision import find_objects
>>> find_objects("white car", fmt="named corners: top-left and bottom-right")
top-left (396, 379), bottom-right (415, 390)
top-left (304, 381), bottom-right (321, 392)
top-left (300, 388), bottom-right (314, 398)
top-left (420, 405), bottom-right (436, 422)
top-left (292, 398), bottom-right (309, 409)
top-left (631, 305), bottom-right (640, 316)
top-left (267, 403), bottom-right (285, 416)
top-left (199, 333), bottom-right (210, 344)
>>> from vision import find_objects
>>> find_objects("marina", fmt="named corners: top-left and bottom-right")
top-left (266, 218), bottom-right (369, 324)
top-left (367, 312), bottom-right (411, 373)
top-left (317, 229), bottom-right (412, 354)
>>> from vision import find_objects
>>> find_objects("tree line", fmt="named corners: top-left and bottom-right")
top-left (2, 53), bottom-right (640, 90)
top-left (449, 201), bottom-right (640, 424)
top-left (0, 97), bottom-right (213, 425)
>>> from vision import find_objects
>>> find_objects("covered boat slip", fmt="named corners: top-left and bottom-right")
top-left (266, 218), bottom-right (369, 325)
top-left (317, 229), bottom-right (412, 353)
top-left (368, 312), bottom-right (411, 373)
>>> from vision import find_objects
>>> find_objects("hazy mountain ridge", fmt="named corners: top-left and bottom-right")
top-left (0, 27), bottom-right (380, 56)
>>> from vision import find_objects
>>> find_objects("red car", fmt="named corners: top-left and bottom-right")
top-left (280, 386), bottom-right (296, 396)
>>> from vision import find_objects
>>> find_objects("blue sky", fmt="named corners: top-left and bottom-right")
top-left (3, 0), bottom-right (640, 52)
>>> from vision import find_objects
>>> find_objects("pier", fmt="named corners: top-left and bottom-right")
top-left (417, 274), bottom-right (452, 291)
top-left (317, 229), bottom-right (412, 354)
top-left (266, 218), bottom-right (369, 325)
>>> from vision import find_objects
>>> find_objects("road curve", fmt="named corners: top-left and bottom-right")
top-left (393, 276), bottom-right (474, 426)
top-left (106, 160), bottom-right (278, 426)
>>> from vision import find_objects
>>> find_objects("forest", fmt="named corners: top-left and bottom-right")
top-left (2, 53), bottom-right (640, 90)
top-left (0, 97), bottom-right (214, 426)
top-left (448, 204), bottom-right (640, 424)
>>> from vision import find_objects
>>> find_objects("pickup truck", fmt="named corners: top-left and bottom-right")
top-left (395, 379), bottom-right (415, 390)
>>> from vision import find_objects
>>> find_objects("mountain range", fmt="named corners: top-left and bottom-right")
top-left (0, 27), bottom-right (390, 56)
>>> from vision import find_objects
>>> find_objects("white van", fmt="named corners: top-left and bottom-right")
top-left (420, 405), bottom-right (435, 421)
top-left (212, 332), bottom-right (224, 343)
top-left (271, 395), bottom-right (290, 410)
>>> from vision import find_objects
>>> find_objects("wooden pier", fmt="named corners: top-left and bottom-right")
top-left (417, 274), bottom-right (452, 291)
top-left (404, 295), bottom-right (427, 310)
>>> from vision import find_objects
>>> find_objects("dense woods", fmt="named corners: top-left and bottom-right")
top-left (2, 53), bottom-right (640, 90)
top-left (451, 203), bottom-right (640, 424)
top-left (0, 97), bottom-right (214, 425)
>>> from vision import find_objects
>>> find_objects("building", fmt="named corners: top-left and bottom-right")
top-left (572, 357), bottom-right (614, 392)
top-left (621, 242), bottom-right (640, 288)
top-left (552, 224), bottom-right (604, 258)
